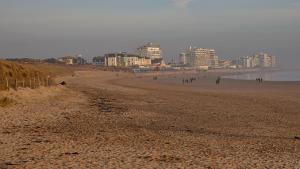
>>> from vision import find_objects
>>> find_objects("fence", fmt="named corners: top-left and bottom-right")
top-left (0, 75), bottom-right (53, 91)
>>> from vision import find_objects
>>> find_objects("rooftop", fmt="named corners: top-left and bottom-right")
top-left (138, 42), bottom-right (161, 49)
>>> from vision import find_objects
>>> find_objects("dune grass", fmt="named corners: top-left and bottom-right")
top-left (0, 59), bottom-right (93, 91)
top-left (0, 96), bottom-right (14, 107)
top-left (0, 60), bottom-right (54, 90)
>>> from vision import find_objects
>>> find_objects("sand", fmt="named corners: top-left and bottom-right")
top-left (0, 70), bottom-right (300, 169)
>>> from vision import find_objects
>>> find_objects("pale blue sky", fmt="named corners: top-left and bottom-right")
top-left (0, 0), bottom-right (300, 66)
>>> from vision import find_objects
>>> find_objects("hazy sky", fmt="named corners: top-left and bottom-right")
top-left (0, 0), bottom-right (299, 66)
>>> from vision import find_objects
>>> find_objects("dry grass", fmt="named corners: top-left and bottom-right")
top-left (0, 60), bottom-right (93, 90)
top-left (17, 62), bottom-right (94, 77)
top-left (0, 97), bottom-right (14, 107)
top-left (0, 60), bottom-right (50, 90)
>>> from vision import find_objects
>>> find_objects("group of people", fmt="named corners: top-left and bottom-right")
top-left (182, 76), bottom-right (222, 85)
top-left (182, 77), bottom-right (198, 84)
top-left (256, 78), bottom-right (263, 83)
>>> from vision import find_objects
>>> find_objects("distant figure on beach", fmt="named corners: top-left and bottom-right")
top-left (216, 77), bottom-right (221, 85)
top-left (256, 77), bottom-right (263, 83)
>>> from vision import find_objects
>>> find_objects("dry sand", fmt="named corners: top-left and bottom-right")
top-left (0, 70), bottom-right (300, 169)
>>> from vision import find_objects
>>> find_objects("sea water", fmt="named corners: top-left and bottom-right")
top-left (224, 70), bottom-right (300, 81)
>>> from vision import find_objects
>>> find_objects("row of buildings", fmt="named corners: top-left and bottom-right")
top-left (101, 53), bottom-right (151, 67)
top-left (178, 46), bottom-right (277, 69)
top-left (56, 54), bottom-right (87, 65)
top-left (239, 53), bottom-right (276, 68)
top-left (93, 43), bottom-right (165, 67)
top-left (51, 43), bottom-right (277, 70)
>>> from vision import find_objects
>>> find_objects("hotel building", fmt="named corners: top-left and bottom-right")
top-left (179, 53), bottom-right (187, 65)
top-left (181, 46), bottom-right (219, 68)
top-left (137, 43), bottom-right (162, 60)
top-left (104, 53), bottom-right (151, 67)
top-left (240, 53), bottom-right (277, 68)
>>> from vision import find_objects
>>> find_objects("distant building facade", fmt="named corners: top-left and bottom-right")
top-left (104, 53), bottom-right (151, 67)
top-left (209, 50), bottom-right (219, 68)
top-left (219, 59), bottom-right (233, 69)
top-left (137, 43), bottom-right (162, 61)
top-left (58, 55), bottom-right (87, 65)
top-left (74, 54), bottom-right (87, 65)
top-left (59, 56), bottom-right (74, 65)
top-left (239, 53), bottom-right (277, 68)
top-left (180, 46), bottom-right (219, 68)
top-left (271, 56), bottom-right (277, 68)
top-left (179, 53), bottom-right (187, 65)
top-left (93, 56), bottom-right (105, 65)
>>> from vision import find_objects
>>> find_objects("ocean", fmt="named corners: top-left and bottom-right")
top-left (224, 70), bottom-right (300, 82)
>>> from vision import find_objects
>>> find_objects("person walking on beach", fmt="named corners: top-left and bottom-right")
top-left (216, 77), bottom-right (221, 85)
top-left (257, 77), bottom-right (263, 83)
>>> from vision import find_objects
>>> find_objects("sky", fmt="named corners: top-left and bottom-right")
top-left (0, 0), bottom-right (300, 67)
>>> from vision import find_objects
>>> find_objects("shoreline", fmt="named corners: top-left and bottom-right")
top-left (131, 68), bottom-right (300, 84)
top-left (222, 69), bottom-right (300, 82)
top-left (133, 67), bottom-right (281, 77)
top-left (130, 68), bottom-right (300, 83)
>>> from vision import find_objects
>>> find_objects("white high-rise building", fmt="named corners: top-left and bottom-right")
top-left (137, 43), bottom-right (162, 60)
top-left (183, 46), bottom-right (218, 68)
top-left (209, 49), bottom-right (219, 68)
top-left (259, 53), bottom-right (278, 68)
top-left (240, 53), bottom-right (277, 68)
top-left (253, 54), bottom-right (260, 67)
top-left (271, 56), bottom-right (277, 67)
top-left (193, 48), bottom-right (210, 66)
top-left (179, 53), bottom-right (187, 65)
top-left (241, 56), bottom-right (251, 68)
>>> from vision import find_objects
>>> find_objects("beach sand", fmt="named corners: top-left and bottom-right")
top-left (0, 70), bottom-right (300, 168)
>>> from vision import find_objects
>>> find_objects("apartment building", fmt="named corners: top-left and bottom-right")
top-left (182, 46), bottom-right (218, 68)
top-left (137, 43), bottom-right (162, 61)
top-left (240, 53), bottom-right (277, 68)
top-left (104, 53), bottom-right (151, 67)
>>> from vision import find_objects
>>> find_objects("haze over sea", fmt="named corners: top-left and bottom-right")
top-left (224, 70), bottom-right (300, 81)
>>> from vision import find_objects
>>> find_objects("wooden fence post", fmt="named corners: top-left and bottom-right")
top-left (15, 79), bottom-right (18, 90)
top-left (6, 77), bottom-right (9, 91)
top-left (33, 77), bottom-right (35, 89)
top-left (38, 76), bottom-right (40, 87)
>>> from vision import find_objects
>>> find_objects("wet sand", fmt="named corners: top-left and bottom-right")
top-left (1, 70), bottom-right (300, 168)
